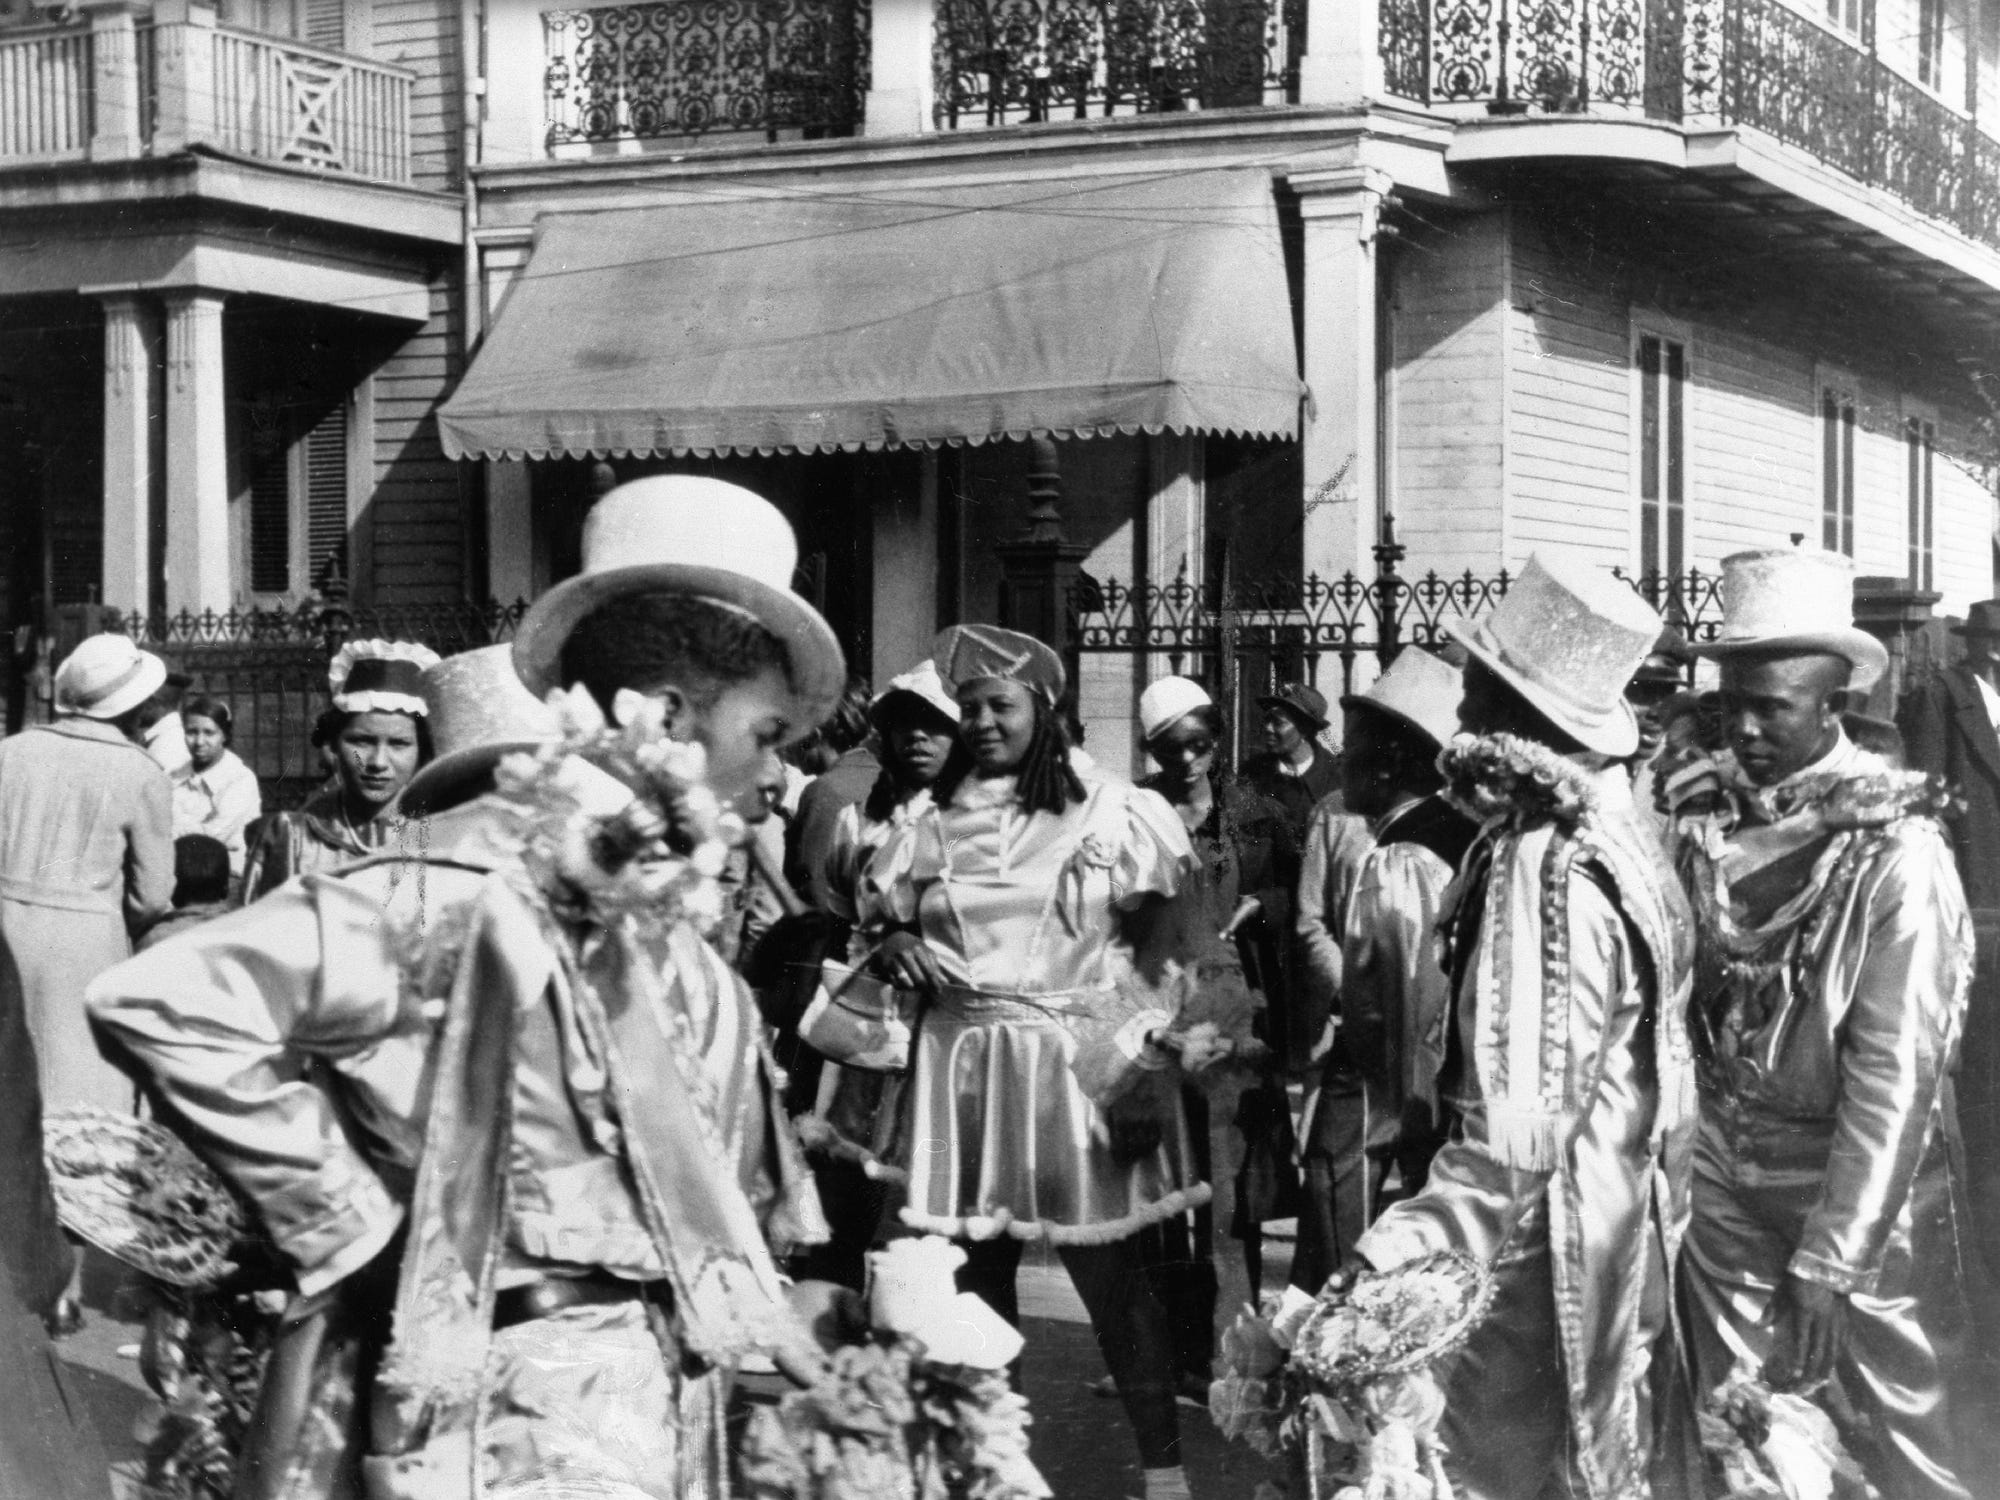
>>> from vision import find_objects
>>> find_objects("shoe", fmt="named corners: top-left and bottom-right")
top-left (44, 1295), bottom-right (83, 1340)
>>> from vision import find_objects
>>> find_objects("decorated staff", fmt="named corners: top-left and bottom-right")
top-left (87, 479), bottom-right (849, 1500)
top-left (1667, 547), bottom-right (1972, 1500)
top-left (1344, 555), bottom-right (1698, 1500)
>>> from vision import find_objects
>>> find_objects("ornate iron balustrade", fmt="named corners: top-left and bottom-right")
top-left (1378, 0), bottom-right (2000, 249)
top-left (1068, 562), bottom-right (1723, 701)
top-left (544, 1), bottom-right (868, 146)
top-left (933, 0), bottom-right (1302, 128)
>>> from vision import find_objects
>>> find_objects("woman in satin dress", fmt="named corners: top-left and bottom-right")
top-left (865, 624), bottom-right (1205, 1500)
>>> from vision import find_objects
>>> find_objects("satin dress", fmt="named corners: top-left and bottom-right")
top-left (863, 774), bottom-right (1207, 1244)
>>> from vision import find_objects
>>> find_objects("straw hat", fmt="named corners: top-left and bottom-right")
top-left (1341, 649), bottom-right (1462, 752)
top-left (1695, 548), bottom-right (1888, 691)
top-left (512, 476), bottom-right (845, 741)
top-left (1447, 553), bottom-right (1663, 758)
top-left (54, 634), bottom-right (167, 721)
top-left (1138, 676), bottom-right (1213, 741)
top-left (871, 659), bottom-right (959, 729)
top-left (934, 623), bottom-right (1066, 704)
top-left (401, 646), bottom-right (561, 817)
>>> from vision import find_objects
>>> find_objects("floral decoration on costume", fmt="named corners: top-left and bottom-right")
top-left (740, 1237), bottom-right (1051, 1500)
top-left (1209, 1251), bottom-right (1494, 1500)
top-left (1698, 1363), bottom-right (1878, 1500)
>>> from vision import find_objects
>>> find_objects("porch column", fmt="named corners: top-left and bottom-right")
top-left (1298, 0), bottom-right (1376, 103)
top-left (1144, 431), bottom-right (1203, 682)
top-left (871, 452), bottom-right (940, 680)
top-left (97, 293), bottom-right (161, 617)
top-left (163, 290), bottom-right (232, 614)
top-left (864, 0), bottom-right (936, 135)
top-left (1291, 168), bottom-right (1391, 583)
top-left (81, 0), bottom-right (146, 161)
top-left (485, 461), bottom-right (535, 604)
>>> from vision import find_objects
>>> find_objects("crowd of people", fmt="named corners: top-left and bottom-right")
top-left (0, 473), bottom-right (1988, 1500)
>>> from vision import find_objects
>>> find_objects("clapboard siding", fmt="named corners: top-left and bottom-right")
top-left (366, 275), bottom-right (467, 605)
top-left (1388, 212), bottom-right (1507, 576)
top-left (1934, 420), bottom-right (1993, 615)
top-left (1506, 219), bottom-right (1632, 571)
top-left (370, 0), bottom-right (463, 191)
top-left (1684, 327), bottom-right (1816, 565)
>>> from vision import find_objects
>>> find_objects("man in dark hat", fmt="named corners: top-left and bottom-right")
top-left (1900, 600), bottom-right (2000, 907)
top-left (1238, 682), bottom-right (1341, 837)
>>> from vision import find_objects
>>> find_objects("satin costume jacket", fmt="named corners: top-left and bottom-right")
top-left (1356, 754), bottom-right (1696, 1500)
top-left (87, 791), bottom-right (823, 1500)
top-left (1669, 736), bottom-right (1973, 1500)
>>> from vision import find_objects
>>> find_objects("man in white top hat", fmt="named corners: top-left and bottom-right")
top-left (89, 481), bottom-right (849, 1500)
top-left (1350, 554), bottom-right (1698, 1500)
top-left (1665, 547), bottom-right (1972, 1500)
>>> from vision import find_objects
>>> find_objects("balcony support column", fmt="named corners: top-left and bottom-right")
top-left (162, 291), bottom-right (232, 615)
top-left (1298, 0), bottom-right (1376, 103)
top-left (80, 0), bottom-right (146, 161)
top-left (151, 0), bottom-right (217, 156)
top-left (1291, 168), bottom-right (1391, 585)
top-left (95, 293), bottom-right (162, 618)
top-left (865, 0), bottom-right (936, 134)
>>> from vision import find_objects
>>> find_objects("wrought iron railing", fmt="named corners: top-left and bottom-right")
top-left (543, 0), bottom-right (869, 146)
top-left (933, 0), bottom-right (1303, 128)
top-left (1069, 562), bottom-right (1724, 703)
top-left (1379, 0), bottom-right (2000, 249)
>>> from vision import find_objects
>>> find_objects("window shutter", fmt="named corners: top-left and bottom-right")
top-left (304, 400), bottom-right (348, 589)
top-left (302, 0), bottom-right (346, 50)
top-left (248, 442), bottom-right (291, 595)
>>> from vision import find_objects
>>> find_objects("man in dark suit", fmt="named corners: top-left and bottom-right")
top-left (1899, 599), bottom-right (2000, 1409)
top-left (1901, 600), bottom-right (2000, 907)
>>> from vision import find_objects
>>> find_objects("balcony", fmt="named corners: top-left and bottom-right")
top-left (1380, 0), bottom-right (2000, 246)
top-left (931, 0), bottom-right (1303, 127)
top-left (542, 1), bottom-right (869, 147)
top-left (0, 14), bottom-right (413, 185)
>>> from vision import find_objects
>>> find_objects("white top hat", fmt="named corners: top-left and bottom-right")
top-left (401, 646), bottom-right (560, 817)
top-left (513, 476), bottom-right (845, 741)
top-left (872, 660), bottom-right (959, 728)
top-left (1447, 553), bottom-right (1662, 758)
top-left (1695, 547), bottom-right (1888, 691)
top-left (54, 634), bottom-right (167, 722)
top-left (1138, 677), bottom-right (1213, 741)
top-left (1342, 649), bottom-right (1462, 751)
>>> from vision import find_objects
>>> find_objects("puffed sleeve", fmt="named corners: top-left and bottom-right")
top-left (1109, 784), bottom-right (1195, 908)
top-left (1792, 822), bottom-right (1971, 1294)
top-left (86, 874), bottom-right (410, 1296)
top-left (1342, 841), bottom-right (1455, 1106)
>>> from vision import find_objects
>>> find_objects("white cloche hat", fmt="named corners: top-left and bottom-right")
top-left (54, 634), bottom-right (167, 722)
top-left (1138, 676), bottom-right (1214, 741)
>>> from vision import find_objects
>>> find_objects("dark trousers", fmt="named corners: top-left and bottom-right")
top-left (958, 1234), bottom-right (1182, 1469)
top-left (1289, 1072), bottom-right (1388, 1292)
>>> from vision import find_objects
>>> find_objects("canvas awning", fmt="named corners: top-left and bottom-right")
top-left (438, 171), bottom-right (1302, 461)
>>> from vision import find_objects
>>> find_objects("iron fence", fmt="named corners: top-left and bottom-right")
top-left (60, 599), bottom-right (531, 811)
top-left (1068, 559), bottom-right (1724, 754)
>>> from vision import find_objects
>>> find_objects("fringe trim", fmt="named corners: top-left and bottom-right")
top-left (898, 1183), bottom-right (1214, 1246)
top-left (1482, 1103), bottom-right (1568, 1173)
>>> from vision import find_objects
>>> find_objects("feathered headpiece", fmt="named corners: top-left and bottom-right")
top-left (329, 639), bottom-right (440, 716)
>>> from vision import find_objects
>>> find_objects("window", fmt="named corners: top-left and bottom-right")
top-left (247, 399), bottom-right (349, 598)
top-left (1637, 334), bottom-right (1687, 580)
top-left (1918, 0), bottom-right (1947, 88)
top-left (1821, 387), bottom-right (1857, 556)
top-left (1907, 414), bottom-right (1936, 590)
top-left (1826, 0), bottom-right (1867, 39)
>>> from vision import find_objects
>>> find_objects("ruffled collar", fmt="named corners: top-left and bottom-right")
top-left (951, 775), bottom-right (1021, 812)
top-left (1667, 744), bottom-right (1956, 835)
top-left (1440, 733), bottom-right (1606, 834)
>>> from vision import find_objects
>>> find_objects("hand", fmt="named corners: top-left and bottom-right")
top-left (1321, 1263), bottom-right (1363, 1299)
top-left (1763, 1273), bottom-right (1848, 1391)
top-left (876, 931), bottom-right (943, 994)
